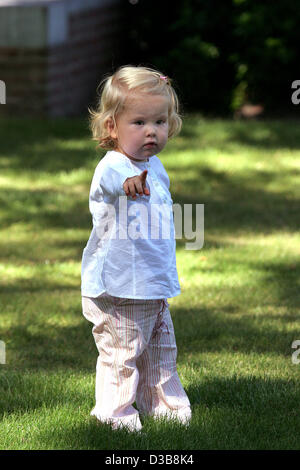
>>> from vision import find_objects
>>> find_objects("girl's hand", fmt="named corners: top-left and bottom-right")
top-left (123, 170), bottom-right (150, 199)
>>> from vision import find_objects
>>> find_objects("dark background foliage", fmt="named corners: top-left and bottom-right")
top-left (117, 0), bottom-right (300, 116)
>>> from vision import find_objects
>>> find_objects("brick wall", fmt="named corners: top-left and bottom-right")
top-left (0, 47), bottom-right (48, 115)
top-left (0, 0), bottom-right (121, 117)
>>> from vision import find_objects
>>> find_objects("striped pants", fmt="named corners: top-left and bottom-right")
top-left (81, 293), bottom-right (191, 431)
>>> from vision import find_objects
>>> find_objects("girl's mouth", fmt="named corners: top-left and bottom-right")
top-left (143, 143), bottom-right (156, 148)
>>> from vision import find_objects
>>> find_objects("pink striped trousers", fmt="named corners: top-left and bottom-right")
top-left (81, 293), bottom-right (191, 431)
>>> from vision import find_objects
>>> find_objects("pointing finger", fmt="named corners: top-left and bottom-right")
top-left (140, 170), bottom-right (148, 183)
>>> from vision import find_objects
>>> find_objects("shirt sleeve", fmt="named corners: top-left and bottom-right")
top-left (99, 164), bottom-right (139, 202)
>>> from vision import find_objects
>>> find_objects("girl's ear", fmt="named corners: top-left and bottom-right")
top-left (107, 117), bottom-right (117, 140)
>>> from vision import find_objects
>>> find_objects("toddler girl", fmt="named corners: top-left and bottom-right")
top-left (81, 65), bottom-right (191, 432)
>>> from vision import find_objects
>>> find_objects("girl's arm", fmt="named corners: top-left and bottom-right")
top-left (99, 167), bottom-right (150, 202)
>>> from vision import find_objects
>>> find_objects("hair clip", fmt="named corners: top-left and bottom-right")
top-left (160, 75), bottom-right (169, 83)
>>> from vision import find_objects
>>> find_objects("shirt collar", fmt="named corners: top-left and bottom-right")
top-left (110, 151), bottom-right (151, 165)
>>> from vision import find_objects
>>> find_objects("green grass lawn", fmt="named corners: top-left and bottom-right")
top-left (1, 115), bottom-right (300, 449)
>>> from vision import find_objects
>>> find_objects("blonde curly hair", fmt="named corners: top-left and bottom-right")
top-left (88, 65), bottom-right (182, 150)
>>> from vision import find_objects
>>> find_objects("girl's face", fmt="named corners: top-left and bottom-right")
top-left (109, 93), bottom-right (169, 161)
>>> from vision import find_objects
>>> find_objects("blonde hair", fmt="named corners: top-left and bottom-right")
top-left (88, 65), bottom-right (182, 150)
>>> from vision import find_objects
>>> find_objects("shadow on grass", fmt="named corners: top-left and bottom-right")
top-left (172, 165), bottom-right (300, 237)
top-left (1, 295), bottom-right (300, 448)
top-left (1, 116), bottom-right (300, 177)
top-left (1, 313), bottom-right (96, 371)
top-left (6, 375), bottom-right (300, 450)
top-left (0, 368), bottom-right (93, 420)
top-left (186, 374), bottom-right (300, 409)
top-left (1, 163), bottom-right (299, 236)
top-left (0, 117), bottom-right (101, 173)
top-left (173, 303), bottom-right (300, 358)
top-left (0, 187), bottom-right (91, 230)
top-left (2, 363), bottom-right (299, 449)
top-left (33, 416), bottom-right (195, 450)
top-left (1, 288), bottom-right (300, 374)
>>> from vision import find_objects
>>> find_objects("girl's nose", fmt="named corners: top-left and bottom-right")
top-left (145, 125), bottom-right (156, 137)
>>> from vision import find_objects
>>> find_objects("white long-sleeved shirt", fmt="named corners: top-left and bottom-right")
top-left (81, 150), bottom-right (181, 299)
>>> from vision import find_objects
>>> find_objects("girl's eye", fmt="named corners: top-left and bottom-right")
top-left (157, 120), bottom-right (166, 124)
top-left (135, 121), bottom-right (144, 125)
